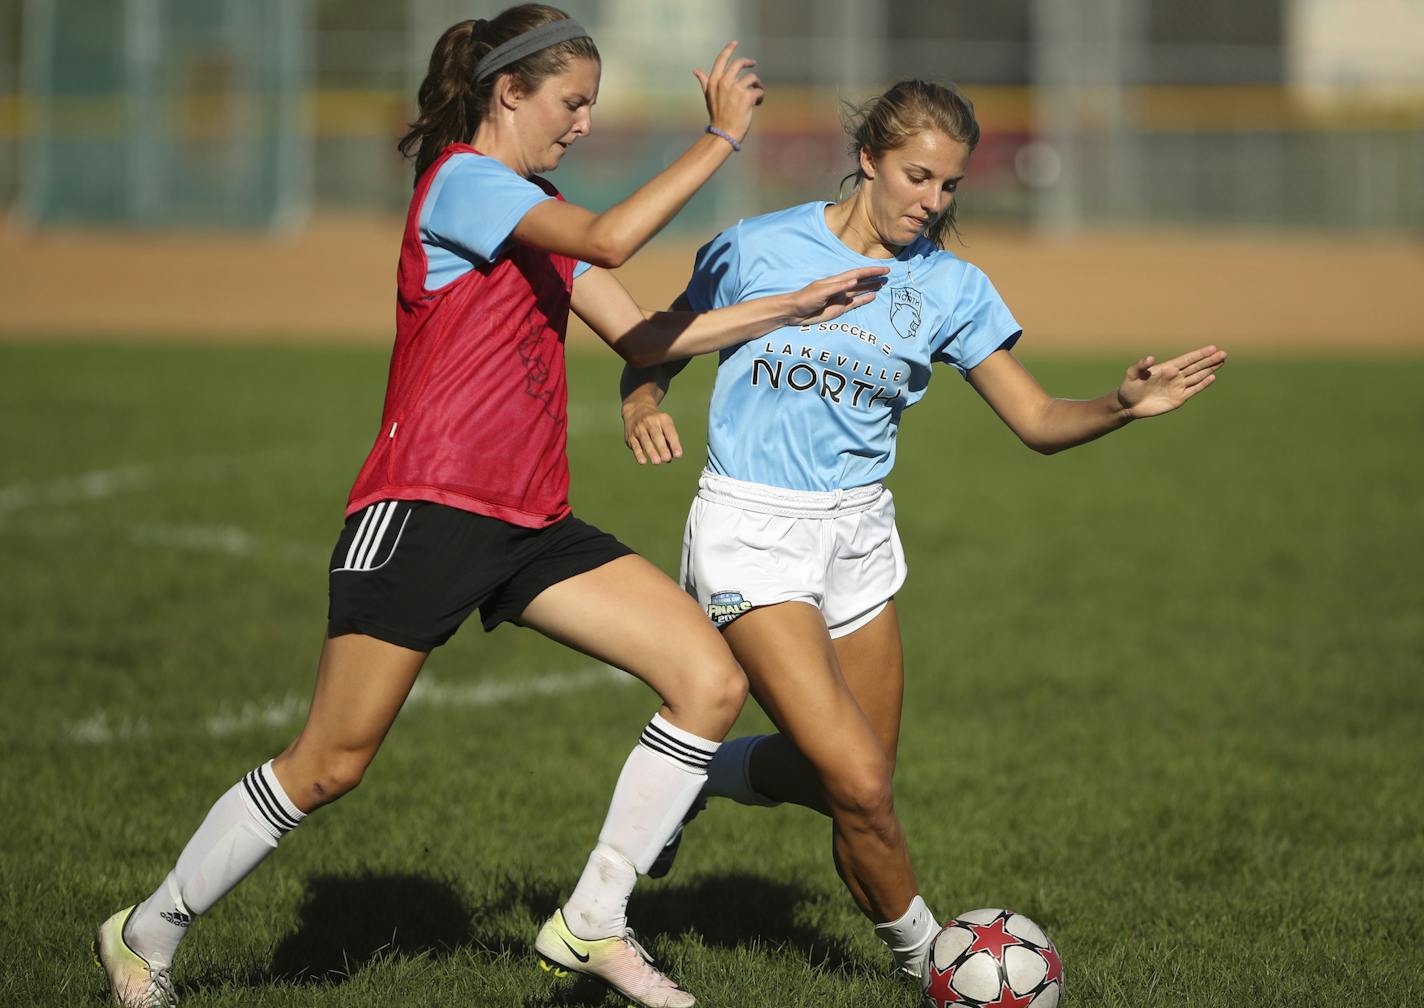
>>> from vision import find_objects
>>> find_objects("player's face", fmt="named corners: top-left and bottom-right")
top-left (517, 56), bottom-right (600, 173)
top-left (862, 129), bottom-right (971, 247)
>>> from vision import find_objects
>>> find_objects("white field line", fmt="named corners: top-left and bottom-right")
top-left (128, 522), bottom-right (325, 564)
top-left (0, 442), bottom-right (359, 519)
top-left (1, 420), bottom-right (621, 523)
top-left (66, 665), bottom-right (632, 745)
top-left (0, 465), bottom-right (152, 516)
top-left (7, 517), bottom-right (327, 563)
top-left (4, 463), bottom-right (319, 564)
top-left (0, 454), bottom-right (327, 560)
top-left (130, 522), bottom-right (262, 556)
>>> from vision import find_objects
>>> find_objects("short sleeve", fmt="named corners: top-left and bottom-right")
top-left (932, 264), bottom-right (1023, 376)
top-left (682, 225), bottom-right (743, 311)
top-left (420, 154), bottom-right (553, 267)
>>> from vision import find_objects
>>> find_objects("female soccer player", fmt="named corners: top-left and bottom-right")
top-left (619, 79), bottom-right (1227, 984)
top-left (94, 8), bottom-right (887, 1008)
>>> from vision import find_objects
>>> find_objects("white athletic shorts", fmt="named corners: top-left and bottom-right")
top-left (680, 471), bottom-right (908, 638)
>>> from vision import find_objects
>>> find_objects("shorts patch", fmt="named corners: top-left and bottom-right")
top-left (327, 500), bottom-right (632, 651)
top-left (706, 590), bottom-right (754, 628)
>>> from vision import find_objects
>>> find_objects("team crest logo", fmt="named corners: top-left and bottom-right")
top-left (890, 287), bottom-right (922, 340)
top-left (707, 590), bottom-right (753, 627)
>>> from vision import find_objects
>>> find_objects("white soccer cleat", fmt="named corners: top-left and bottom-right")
top-left (94, 907), bottom-right (177, 1008)
top-left (897, 943), bottom-right (932, 985)
top-left (535, 909), bottom-right (696, 1008)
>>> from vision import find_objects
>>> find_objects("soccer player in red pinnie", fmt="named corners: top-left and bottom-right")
top-left (94, 7), bottom-right (887, 1008)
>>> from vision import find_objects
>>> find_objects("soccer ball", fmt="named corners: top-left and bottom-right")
top-left (922, 908), bottom-right (1064, 1008)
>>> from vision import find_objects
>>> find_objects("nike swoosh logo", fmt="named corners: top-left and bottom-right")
top-left (559, 935), bottom-right (590, 963)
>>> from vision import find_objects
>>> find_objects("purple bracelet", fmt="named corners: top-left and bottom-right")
top-left (705, 125), bottom-right (741, 152)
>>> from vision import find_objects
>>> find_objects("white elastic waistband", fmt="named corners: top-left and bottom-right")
top-left (696, 472), bottom-right (885, 518)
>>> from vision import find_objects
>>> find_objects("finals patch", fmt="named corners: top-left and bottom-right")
top-left (707, 590), bottom-right (753, 628)
top-left (890, 286), bottom-right (923, 340)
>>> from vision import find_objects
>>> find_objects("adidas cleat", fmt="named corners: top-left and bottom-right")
top-left (535, 909), bottom-right (695, 1008)
top-left (648, 795), bottom-right (705, 880)
top-left (94, 907), bottom-right (177, 1007)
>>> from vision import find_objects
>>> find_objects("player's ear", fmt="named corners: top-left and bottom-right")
top-left (858, 146), bottom-right (877, 181)
top-left (495, 72), bottom-right (524, 111)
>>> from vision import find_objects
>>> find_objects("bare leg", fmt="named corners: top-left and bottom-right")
top-left (519, 553), bottom-right (746, 739)
top-left (743, 602), bottom-right (905, 811)
top-left (721, 601), bottom-right (917, 923)
top-left (112, 632), bottom-right (428, 982)
top-left (524, 555), bottom-right (745, 1006)
top-left (272, 632), bottom-right (429, 811)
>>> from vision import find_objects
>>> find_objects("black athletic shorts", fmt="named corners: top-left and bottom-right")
top-left (326, 499), bottom-right (633, 651)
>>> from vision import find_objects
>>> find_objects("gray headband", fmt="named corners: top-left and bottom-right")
top-left (473, 19), bottom-right (592, 82)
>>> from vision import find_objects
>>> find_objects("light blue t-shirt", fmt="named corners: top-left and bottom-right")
top-left (683, 201), bottom-right (1022, 492)
top-left (419, 152), bottom-right (591, 290)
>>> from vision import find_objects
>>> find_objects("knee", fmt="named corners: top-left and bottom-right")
top-left (317, 751), bottom-right (371, 801)
top-left (709, 659), bottom-right (750, 726)
top-left (708, 659), bottom-right (749, 719)
top-left (826, 763), bottom-right (896, 830)
top-left (670, 654), bottom-right (747, 729)
top-left (276, 745), bottom-right (374, 810)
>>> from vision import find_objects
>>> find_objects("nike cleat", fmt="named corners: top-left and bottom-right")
top-left (94, 907), bottom-right (177, 1008)
top-left (647, 795), bottom-right (705, 880)
top-left (535, 909), bottom-right (695, 1008)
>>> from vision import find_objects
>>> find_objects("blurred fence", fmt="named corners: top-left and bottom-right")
top-left (1, 0), bottom-right (1421, 235)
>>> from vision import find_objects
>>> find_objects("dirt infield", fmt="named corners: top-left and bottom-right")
top-left (2, 214), bottom-right (1420, 354)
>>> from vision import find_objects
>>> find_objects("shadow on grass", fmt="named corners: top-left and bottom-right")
top-left (472, 870), bottom-right (867, 978)
top-left (266, 872), bottom-right (475, 981)
top-left (211, 868), bottom-right (865, 1001)
top-left (642, 873), bottom-right (867, 976)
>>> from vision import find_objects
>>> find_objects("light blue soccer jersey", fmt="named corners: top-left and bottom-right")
top-left (419, 152), bottom-right (591, 289)
top-left (683, 201), bottom-right (1022, 492)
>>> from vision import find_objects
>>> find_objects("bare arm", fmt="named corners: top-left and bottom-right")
top-left (574, 264), bottom-right (885, 462)
top-left (513, 43), bottom-right (762, 268)
top-left (967, 344), bottom-right (1228, 455)
top-left (570, 265), bottom-right (887, 369)
top-left (615, 293), bottom-right (694, 465)
top-left (619, 357), bottom-right (689, 465)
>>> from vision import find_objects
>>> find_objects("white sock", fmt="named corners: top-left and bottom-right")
top-left (124, 760), bottom-right (305, 966)
top-left (875, 894), bottom-right (939, 981)
top-left (705, 735), bottom-right (781, 806)
top-left (562, 844), bottom-right (639, 942)
top-left (562, 714), bottom-right (716, 939)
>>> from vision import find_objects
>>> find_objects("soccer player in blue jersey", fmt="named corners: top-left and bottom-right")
top-left (619, 79), bottom-right (1227, 983)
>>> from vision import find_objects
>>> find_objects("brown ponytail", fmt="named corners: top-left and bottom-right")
top-left (398, 5), bottom-right (600, 183)
top-left (841, 80), bottom-right (981, 247)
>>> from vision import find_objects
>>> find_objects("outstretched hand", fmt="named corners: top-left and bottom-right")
top-left (695, 42), bottom-right (764, 146)
top-left (1117, 344), bottom-right (1228, 419)
top-left (782, 266), bottom-right (890, 327)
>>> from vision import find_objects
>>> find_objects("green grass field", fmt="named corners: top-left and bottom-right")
top-left (1, 341), bottom-right (1421, 1007)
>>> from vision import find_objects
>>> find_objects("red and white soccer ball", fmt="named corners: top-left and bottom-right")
top-left (922, 908), bottom-right (1064, 1008)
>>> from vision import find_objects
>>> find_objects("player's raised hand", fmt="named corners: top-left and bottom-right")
top-left (695, 42), bottom-right (764, 146)
top-left (781, 265), bottom-right (890, 327)
top-left (622, 398), bottom-right (683, 465)
top-left (1116, 344), bottom-right (1228, 418)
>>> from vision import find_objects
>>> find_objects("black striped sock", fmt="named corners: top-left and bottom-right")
top-left (241, 760), bottom-right (305, 840)
top-left (638, 713), bottom-right (718, 774)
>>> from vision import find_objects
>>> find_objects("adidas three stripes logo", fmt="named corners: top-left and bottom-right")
top-left (334, 501), bottom-right (411, 573)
